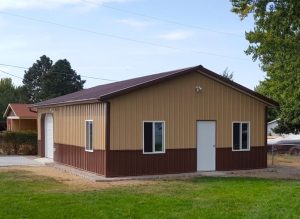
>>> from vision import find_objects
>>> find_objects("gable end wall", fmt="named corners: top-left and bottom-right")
top-left (109, 71), bottom-right (266, 150)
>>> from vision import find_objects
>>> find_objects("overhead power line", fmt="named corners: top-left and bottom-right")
top-left (0, 69), bottom-right (23, 79)
top-left (0, 63), bottom-right (27, 69)
top-left (0, 63), bottom-right (118, 82)
top-left (0, 11), bottom-right (248, 61)
top-left (81, 0), bottom-right (243, 37)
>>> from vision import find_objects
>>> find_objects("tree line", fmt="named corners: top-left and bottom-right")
top-left (0, 55), bottom-right (85, 122)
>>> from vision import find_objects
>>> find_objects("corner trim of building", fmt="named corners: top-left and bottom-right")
top-left (265, 106), bottom-right (268, 148)
top-left (105, 101), bottom-right (111, 177)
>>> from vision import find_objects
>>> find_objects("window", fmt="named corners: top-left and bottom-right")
top-left (143, 121), bottom-right (165, 154)
top-left (85, 120), bottom-right (93, 152)
top-left (232, 122), bottom-right (250, 151)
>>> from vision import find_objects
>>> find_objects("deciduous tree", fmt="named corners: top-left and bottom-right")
top-left (231, 0), bottom-right (300, 133)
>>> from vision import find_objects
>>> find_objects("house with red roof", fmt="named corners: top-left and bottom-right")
top-left (3, 104), bottom-right (37, 132)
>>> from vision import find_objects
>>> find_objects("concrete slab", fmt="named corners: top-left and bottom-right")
top-left (0, 155), bottom-right (42, 167)
top-left (34, 157), bottom-right (54, 165)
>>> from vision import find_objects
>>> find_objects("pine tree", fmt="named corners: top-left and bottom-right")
top-left (40, 59), bottom-right (85, 99)
top-left (23, 55), bottom-right (53, 103)
top-left (222, 67), bottom-right (234, 81)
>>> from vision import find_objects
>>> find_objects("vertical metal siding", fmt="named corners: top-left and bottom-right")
top-left (37, 102), bottom-right (106, 150)
top-left (109, 72), bottom-right (266, 150)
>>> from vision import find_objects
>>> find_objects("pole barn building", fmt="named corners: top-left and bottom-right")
top-left (34, 65), bottom-right (278, 177)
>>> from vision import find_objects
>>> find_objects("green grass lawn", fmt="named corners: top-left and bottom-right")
top-left (0, 171), bottom-right (300, 219)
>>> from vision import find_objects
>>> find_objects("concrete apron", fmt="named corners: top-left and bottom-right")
top-left (0, 155), bottom-right (43, 167)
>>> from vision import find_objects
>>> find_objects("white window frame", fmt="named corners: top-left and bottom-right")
top-left (85, 120), bottom-right (93, 152)
top-left (143, 121), bottom-right (166, 154)
top-left (232, 121), bottom-right (251, 151)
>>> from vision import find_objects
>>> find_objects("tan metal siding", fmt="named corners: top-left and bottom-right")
top-left (37, 103), bottom-right (106, 150)
top-left (110, 72), bottom-right (266, 150)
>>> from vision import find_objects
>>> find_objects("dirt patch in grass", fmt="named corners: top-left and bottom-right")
top-left (0, 166), bottom-right (155, 191)
top-left (271, 154), bottom-right (300, 166)
top-left (228, 154), bottom-right (300, 180)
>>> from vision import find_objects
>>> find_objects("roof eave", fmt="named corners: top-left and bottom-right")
top-left (8, 116), bottom-right (37, 119)
top-left (33, 98), bottom-right (100, 108)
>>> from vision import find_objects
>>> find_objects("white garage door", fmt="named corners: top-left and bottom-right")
top-left (44, 114), bottom-right (54, 159)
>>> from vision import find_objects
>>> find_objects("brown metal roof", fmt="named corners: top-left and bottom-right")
top-left (3, 103), bottom-right (37, 118)
top-left (33, 65), bottom-right (279, 107)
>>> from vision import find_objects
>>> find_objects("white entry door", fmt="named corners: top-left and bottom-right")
top-left (44, 114), bottom-right (54, 159)
top-left (197, 121), bottom-right (216, 171)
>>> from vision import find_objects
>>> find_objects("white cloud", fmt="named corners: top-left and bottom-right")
top-left (0, 0), bottom-right (131, 10)
top-left (117, 18), bottom-right (151, 28)
top-left (158, 31), bottom-right (193, 41)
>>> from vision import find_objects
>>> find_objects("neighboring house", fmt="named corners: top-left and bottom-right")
top-left (33, 65), bottom-right (278, 177)
top-left (3, 104), bottom-right (37, 132)
top-left (267, 119), bottom-right (280, 136)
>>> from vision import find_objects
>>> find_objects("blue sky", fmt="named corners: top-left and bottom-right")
top-left (0, 0), bottom-right (264, 90)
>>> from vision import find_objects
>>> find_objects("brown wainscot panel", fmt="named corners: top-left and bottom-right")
top-left (54, 143), bottom-right (106, 175)
top-left (216, 146), bottom-right (267, 171)
top-left (107, 149), bottom-right (196, 177)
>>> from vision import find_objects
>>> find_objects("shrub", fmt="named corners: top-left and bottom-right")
top-left (0, 131), bottom-right (37, 155)
top-left (0, 121), bottom-right (6, 131)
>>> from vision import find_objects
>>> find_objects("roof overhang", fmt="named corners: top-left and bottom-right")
top-left (32, 98), bottom-right (100, 108)
top-left (7, 116), bottom-right (19, 119)
top-left (7, 116), bottom-right (37, 120)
